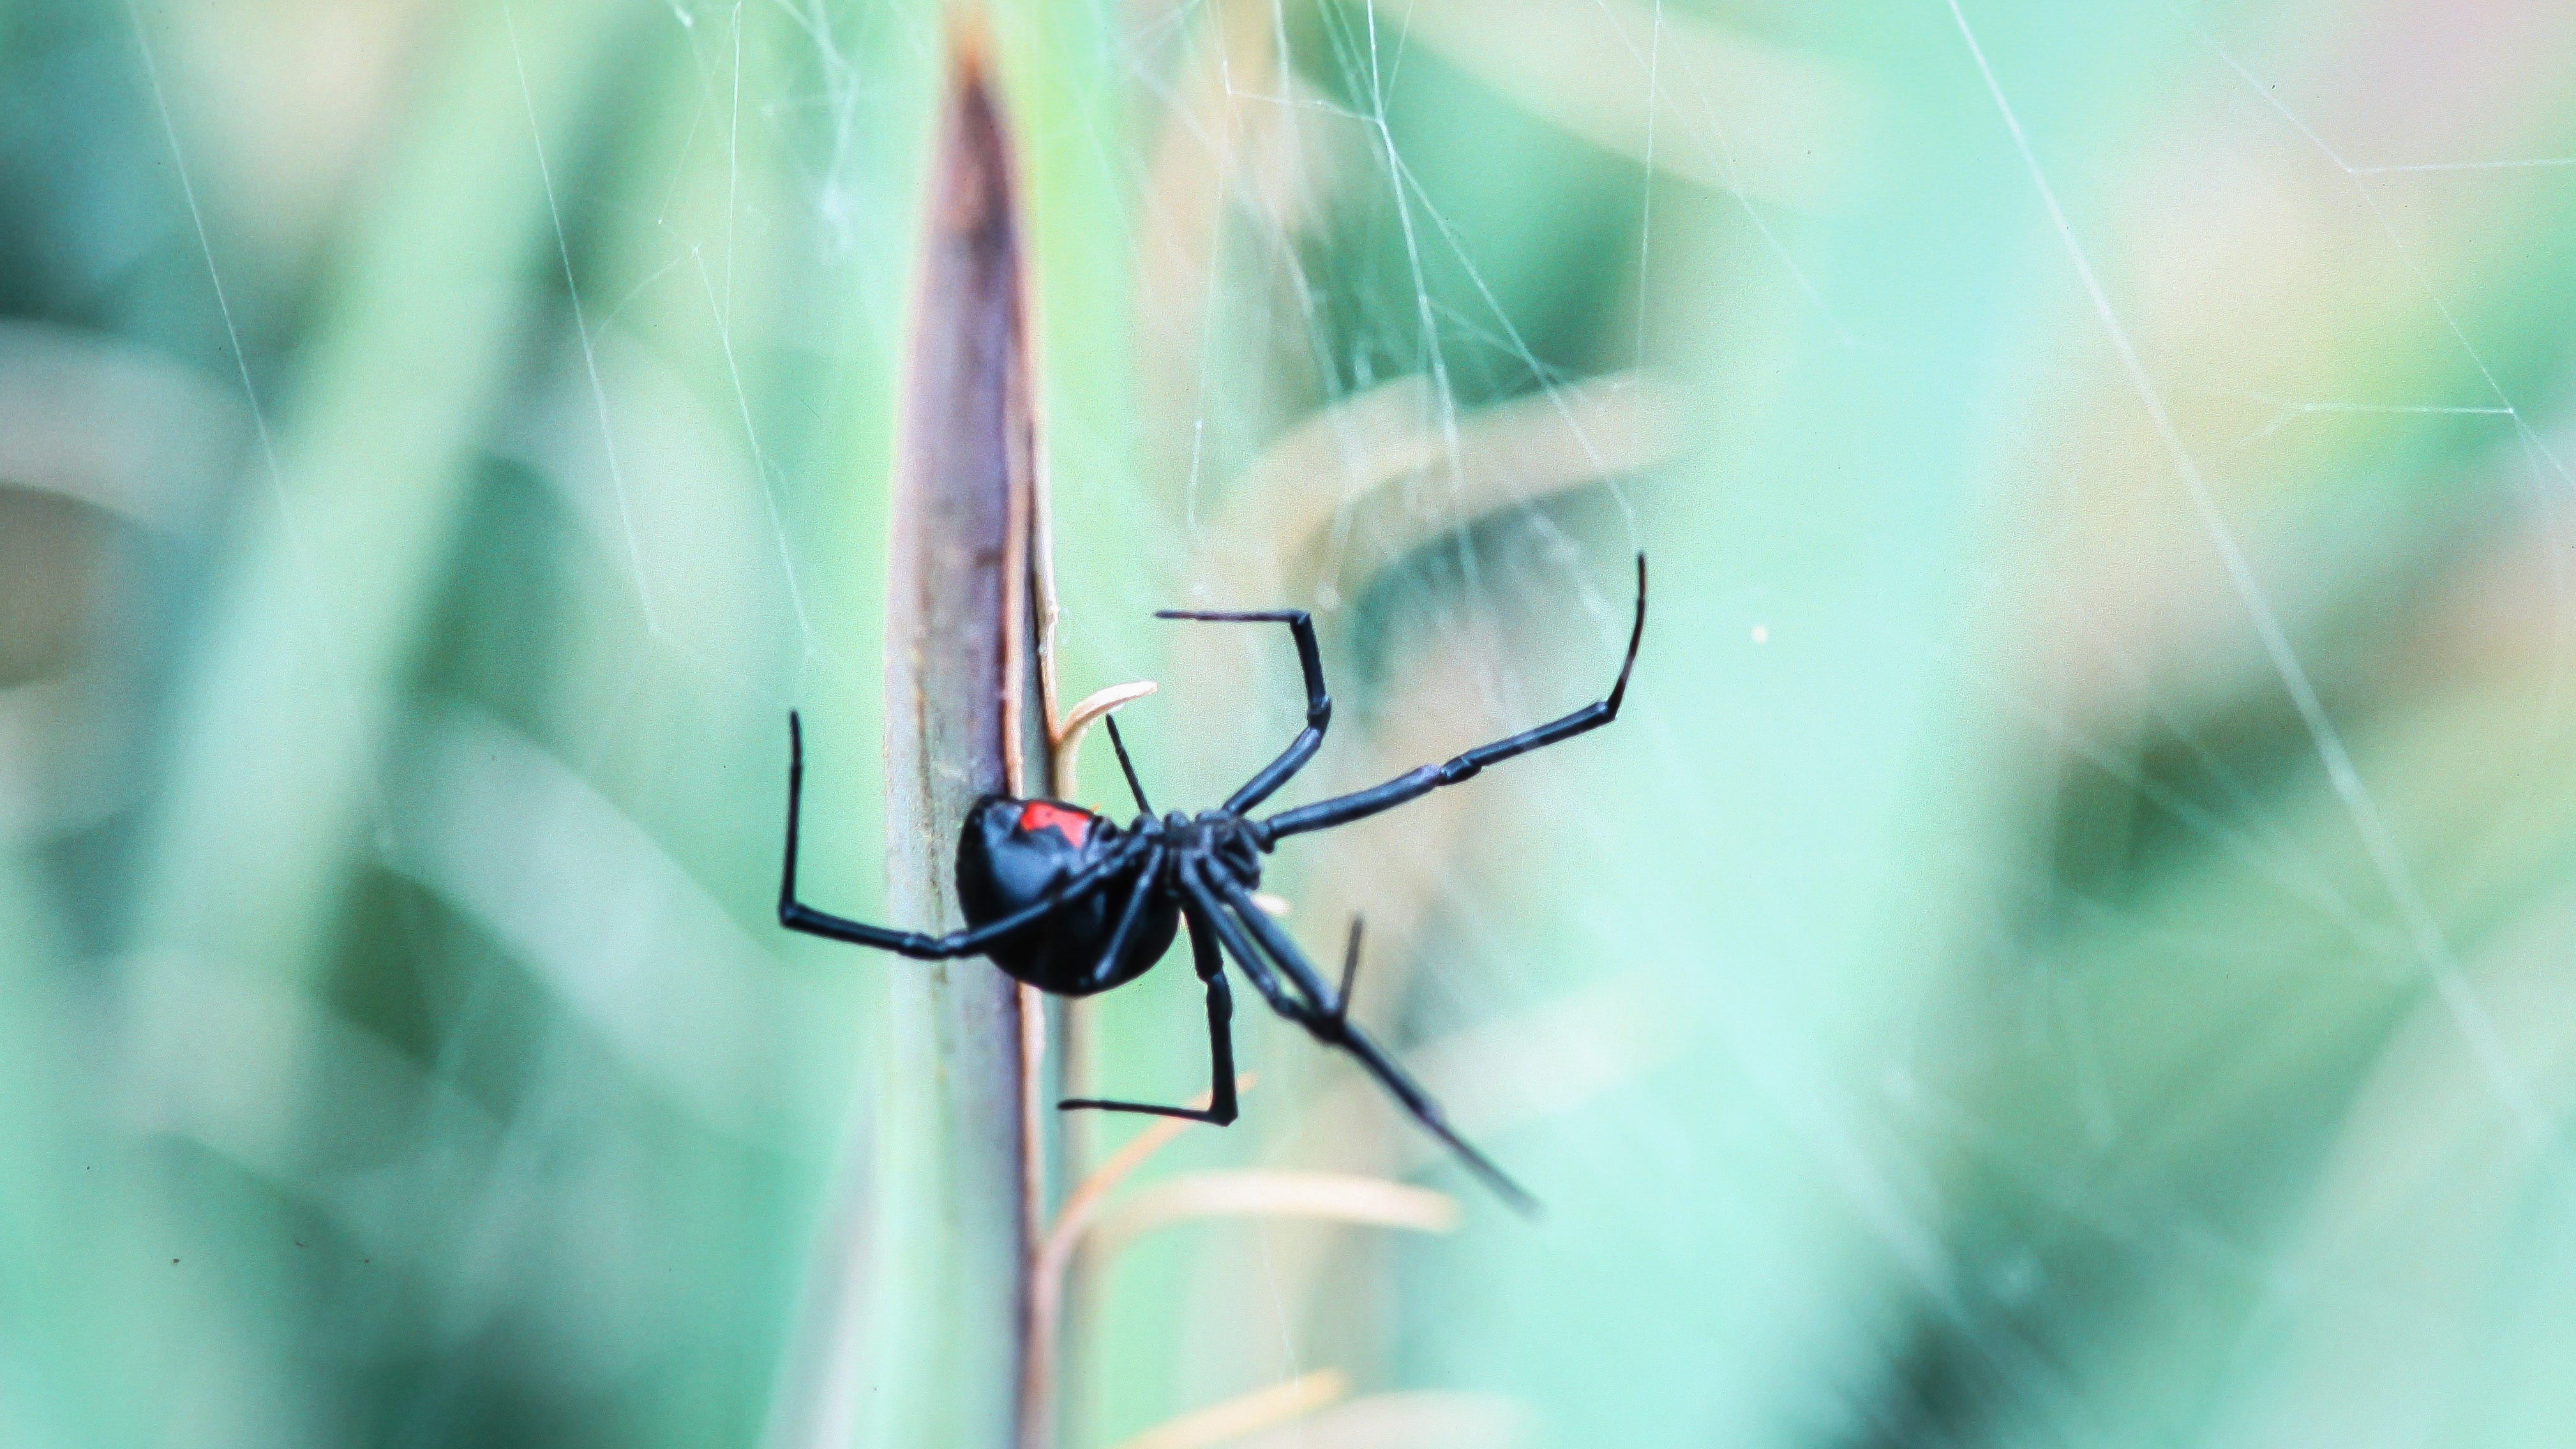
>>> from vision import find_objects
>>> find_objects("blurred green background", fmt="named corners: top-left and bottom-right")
top-left (8, 0), bottom-right (2576, 1445)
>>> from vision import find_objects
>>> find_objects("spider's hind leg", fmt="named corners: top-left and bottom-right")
top-left (1187, 866), bottom-right (1539, 1215)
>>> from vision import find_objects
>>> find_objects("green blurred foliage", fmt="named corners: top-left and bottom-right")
top-left (7, 0), bottom-right (2576, 1446)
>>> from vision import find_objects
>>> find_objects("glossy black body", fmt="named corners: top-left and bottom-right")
top-left (955, 797), bottom-right (1177, 995)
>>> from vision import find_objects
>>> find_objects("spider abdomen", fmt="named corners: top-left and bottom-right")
top-left (955, 796), bottom-right (1176, 996)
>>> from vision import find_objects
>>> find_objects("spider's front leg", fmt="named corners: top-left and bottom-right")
top-left (1259, 554), bottom-right (1646, 843)
top-left (1153, 606), bottom-right (1330, 813)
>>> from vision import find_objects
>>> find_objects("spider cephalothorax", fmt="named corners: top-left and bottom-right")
top-left (779, 556), bottom-right (1647, 1213)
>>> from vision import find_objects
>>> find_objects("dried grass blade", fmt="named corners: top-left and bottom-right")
top-left (868, 27), bottom-right (1058, 1449)
top-left (1231, 1390), bottom-right (1531, 1449)
top-left (1052, 680), bottom-right (1158, 800)
top-left (1209, 370), bottom-right (1678, 603)
top-left (1107, 1370), bottom-right (1351, 1449)
top-left (1088, 1170), bottom-right (1460, 1268)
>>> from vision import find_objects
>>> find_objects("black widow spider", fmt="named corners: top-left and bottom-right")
top-left (779, 556), bottom-right (1646, 1213)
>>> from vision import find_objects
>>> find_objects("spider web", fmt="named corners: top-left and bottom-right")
top-left (18, 0), bottom-right (2576, 1445)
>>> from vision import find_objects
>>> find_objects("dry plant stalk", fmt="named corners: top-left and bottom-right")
top-left (1107, 1370), bottom-right (1352, 1449)
top-left (872, 28), bottom-right (1063, 1449)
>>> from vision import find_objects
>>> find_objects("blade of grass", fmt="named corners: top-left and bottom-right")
top-left (1029, 1073), bottom-right (1255, 1380)
top-left (1204, 368), bottom-right (1679, 604)
top-left (1052, 680), bottom-right (1157, 804)
top-left (0, 843), bottom-right (124, 1446)
top-left (111, 0), bottom-right (641, 1431)
top-left (1086, 1170), bottom-right (1460, 1267)
top-left (1229, 1391), bottom-right (1531, 1449)
top-left (1107, 1370), bottom-right (1350, 1449)
top-left (120, 0), bottom-right (639, 1128)
top-left (866, 27), bottom-right (1061, 1449)
top-left (1385, 0), bottom-right (1870, 211)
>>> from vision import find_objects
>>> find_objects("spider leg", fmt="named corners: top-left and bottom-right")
top-left (1060, 884), bottom-right (1239, 1125)
top-left (1203, 871), bottom-right (1338, 1010)
top-left (1258, 555), bottom-right (1645, 843)
top-left (1154, 607), bottom-right (1330, 813)
top-left (1179, 866), bottom-right (1325, 1025)
top-left (1335, 915), bottom-right (1366, 1019)
top-left (779, 712), bottom-right (1138, 957)
top-left (1186, 863), bottom-right (1538, 1215)
top-left (1103, 715), bottom-right (1155, 817)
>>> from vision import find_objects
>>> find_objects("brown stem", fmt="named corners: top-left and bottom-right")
top-left (880, 24), bottom-right (1062, 1448)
